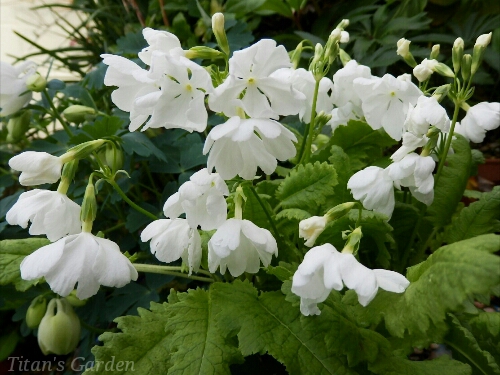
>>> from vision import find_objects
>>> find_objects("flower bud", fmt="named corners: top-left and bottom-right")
top-left (471, 32), bottom-right (492, 75)
top-left (326, 202), bottom-right (356, 221)
top-left (339, 49), bottom-right (352, 66)
top-left (342, 226), bottom-right (363, 255)
top-left (433, 62), bottom-right (455, 78)
top-left (452, 37), bottom-right (464, 74)
top-left (330, 28), bottom-right (342, 42)
top-left (430, 44), bottom-right (440, 60)
top-left (340, 31), bottom-right (349, 44)
top-left (413, 58), bottom-right (438, 82)
top-left (80, 182), bottom-right (97, 231)
top-left (431, 84), bottom-right (451, 102)
top-left (475, 32), bottom-right (492, 48)
top-left (184, 46), bottom-right (224, 60)
top-left (461, 54), bottom-right (472, 82)
top-left (212, 12), bottom-right (230, 55)
top-left (57, 159), bottom-right (79, 195)
top-left (299, 215), bottom-right (328, 247)
top-left (25, 73), bottom-right (47, 92)
top-left (62, 105), bottom-right (96, 123)
top-left (6, 110), bottom-right (31, 143)
top-left (65, 290), bottom-right (87, 307)
top-left (65, 139), bottom-right (106, 161)
top-left (37, 298), bottom-right (81, 355)
top-left (26, 296), bottom-right (47, 329)
top-left (98, 143), bottom-right (124, 172)
top-left (397, 38), bottom-right (417, 68)
top-left (289, 41), bottom-right (305, 69)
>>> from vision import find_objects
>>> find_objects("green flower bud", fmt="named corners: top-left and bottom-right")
top-left (433, 62), bottom-right (455, 78)
top-left (342, 226), bottom-right (363, 255)
top-left (62, 105), bottom-right (96, 123)
top-left (430, 44), bottom-right (440, 60)
top-left (452, 37), bottom-right (464, 74)
top-left (57, 160), bottom-right (79, 195)
top-left (37, 298), bottom-right (81, 355)
top-left (461, 54), bottom-right (472, 82)
top-left (65, 290), bottom-right (87, 307)
top-left (212, 12), bottom-right (230, 55)
top-left (337, 19), bottom-right (349, 29)
top-left (431, 84), bottom-right (451, 102)
top-left (6, 110), bottom-right (31, 143)
top-left (289, 41), bottom-right (305, 70)
top-left (397, 38), bottom-right (417, 68)
top-left (326, 202), bottom-right (357, 221)
top-left (25, 73), bottom-right (47, 92)
top-left (65, 139), bottom-right (106, 161)
top-left (98, 143), bottom-right (124, 172)
top-left (471, 32), bottom-right (491, 76)
top-left (184, 46), bottom-right (224, 60)
top-left (26, 296), bottom-right (47, 329)
top-left (80, 182), bottom-right (97, 231)
top-left (339, 49), bottom-right (352, 66)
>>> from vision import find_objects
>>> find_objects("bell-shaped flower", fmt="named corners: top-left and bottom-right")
top-left (134, 54), bottom-right (213, 132)
top-left (292, 244), bottom-right (410, 315)
top-left (299, 215), bottom-right (328, 247)
top-left (163, 168), bottom-right (229, 230)
top-left (353, 74), bottom-right (422, 141)
top-left (20, 232), bottom-right (138, 299)
top-left (101, 54), bottom-right (158, 131)
top-left (208, 39), bottom-right (304, 119)
top-left (347, 166), bottom-right (395, 219)
top-left (141, 218), bottom-right (201, 274)
top-left (405, 95), bottom-right (450, 135)
top-left (454, 102), bottom-right (500, 143)
top-left (203, 116), bottom-right (297, 180)
top-left (387, 153), bottom-right (435, 205)
top-left (9, 151), bottom-right (70, 186)
top-left (208, 218), bottom-right (278, 277)
top-left (37, 298), bottom-right (81, 355)
top-left (0, 61), bottom-right (37, 117)
top-left (6, 189), bottom-right (81, 241)
top-left (391, 132), bottom-right (429, 162)
top-left (138, 27), bottom-right (182, 66)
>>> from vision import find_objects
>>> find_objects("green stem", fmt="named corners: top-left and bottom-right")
top-left (133, 264), bottom-right (215, 283)
top-left (42, 90), bottom-right (73, 137)
top-left (410, 227), bottom-right (438, 265)
top-left (435, 102), bottom-right (461, 185)
top-left (102, 222), bottom-right (125, 234)
top-left (107, 179), bottom-right (158, 221)
top-left (248, 185), bottom-right (279, 240)
top-left (299, 79), bottom-right (321, 164)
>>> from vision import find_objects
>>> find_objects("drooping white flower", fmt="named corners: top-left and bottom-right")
top-left (203, 116), bottom-right (297, 180)
top-left (208, 39), bottom-right (304, 118)
top-left (20, 232), bottom-right (138, 299)
top-left (299, 215), bottom-right (328, 247)
top-left (390, 132), bottom-right (429, 162)
top-left (6, 190), bottom-right (81, 241)
top-left (163, 168), bottom-right (229, 230)
top-left (9, 151), bottom-right (70, 186)
top-left (0, 61), bottom-right (37, 117)
top-left (413, 58), bottom-right (439, 82)
top-left (387, 153), bottom-right (435, 205)
top-left (134, 54), bottom-right (213, 132)
top-left (454, 102), bottom-right (500, 143)
top-left (291, 243), bottom-right (410, 315)
top-left (347, 166), bottom-right (395, 218)
top-left (331, 60), bottom-right (372, 110)
top-left (141, 218), bottom-right (201, 274)
top-left (328, 102), bottom-right (362, 132)
top-left (101, 54), bottom-right (158, 131)
top-left (208, 218), bottom-right (278, 277)
top-left (138, 28), bottom-right (183, 66)
top-left (405, 95), bottom-right (450, 135)
top-left (353, 74), bottom-right (422, 140)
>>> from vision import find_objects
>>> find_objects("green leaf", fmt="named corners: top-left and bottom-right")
top-left (444, 314), bottom-right (500, 375)
top-left (265, 262), bottom-right (297, 282)
top-left (444, 186), bottom-right (500, 244)
top-left (0, 238), bottom-right (50, 291)
top-left (256, 0), bottom-right (293, 18)
top-left (275, 208), bottom-right (311, 222)
top-left (369, 354), bottom-right (472, 375)
top-left (241, 185), bottom-right (272, 231)
top-left (225, 0), bottom-right (267, 14)
top-left (211, 281), bottom-right (357, 375)
top-left (116, 30), bottom-right (147, 55)
top-left (389, 202), bottom-right (420, 269)
top-left (427, 135), bottom-right (472, 227)
top-left (347, 234), bottom-right (500, 341)
top-left (325, 146), bottom-right (354, 206)
top-left (88, 303), bottom-right (172, 374)
top-left (328, 120), bottom-right (396, 171)
top-left (121, 132), bottom-right (167, 162)
top-left (469, 312), bottom-right (500, 361)
top-left (276, 161), bottom-right (338, 211)
top-left (0, 330), bottom-right (19, 361)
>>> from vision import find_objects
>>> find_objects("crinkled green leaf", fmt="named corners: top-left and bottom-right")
top-left (265, 262), bottom-right (298, 282)
top-left (444, 314), bottom-right (500, 375)
top-left (369, 353), bottom-right (472, 375)
top-left (276, 161), bottom-right (338, 211)
top-left (444, 186), bottom-right (500, 243)
top-left (427, 135), bottom-right (472, 227)
top-left (88, 303), bottom-right (172, 375)
top-left (121, 132), bottom-right (167, 162)
top-left (241, 185), bottom-right (272, 231)
top-left (211, 280), bottom-right (357, 375)
top-left (326, 146), bottom-right (354, 206)
top-left (346, 235), bottom-right (500, 340)
top-left (469, 312), bottom-right (500, 362)
top-left (275, 208), bottom-right (311, 222)
top-left (0, 238), bottom-right (49, 291)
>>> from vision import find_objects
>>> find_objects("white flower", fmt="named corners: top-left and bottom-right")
top-left (475, 32), bottom-right (492, 48)
top-left (347, 166), bottom-right (395, 218)
top-left (6, 190), bottom-right (81, 241)
top-left (340, 31), bottom-right (349, 44)
top-left (391, 132), bottom-right (429, 162)
top-left (405, 95), bottom-right (450, 135)
top-left (101, 54), bottom-right (158, 131)
top-left (454, 102), bottom-right (500, 143)
top-left (208, 39), bottom-right (304, 118)
top-left (141, 218), bottom-right (201, 274)
top-left (138, 28), bottom-right (183, 66)
top-left (0, 61), bottom-right (37, 117)
top-left (413, 58), bottom-right (439, 82)
top-left (134, 54), bottom-right (212, 132)
top-left (291, 244), bottom-right (410, 315)
top-left (203, 117), bottom-right (297, 180)
top-left (208, 218), bottom-right (278, 277)
top-left (387, 153), bottom-right (435, 205)
top-left (291, 245), bottom-right (333, 315)
top-left (9, 151), bottom-right (69, 186)
top-left (331, 60), bottom-right (371, 110)
top-left (20, 232), bottom-right (138, 299)
top-left (163, 168), bottom-right (229, 230)
top-left (396, 38), bottom-right (411, 58)
top-left (328, 102), bottom-right (362, 132)
top-left (299, 215), bottom-right (328, 247)
top-left (353, 74), bottom-right (422, 141)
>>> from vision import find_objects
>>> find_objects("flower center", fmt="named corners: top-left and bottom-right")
top-left (185, 84), bottom-right (193, 92)
top-left (247, 77), bottom-right (256, 85)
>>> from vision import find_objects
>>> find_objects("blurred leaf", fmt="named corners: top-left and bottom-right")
top-left (121, 132), bottom-right (167, 162)
top-left (116, 30), bottom-right (147, 55)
